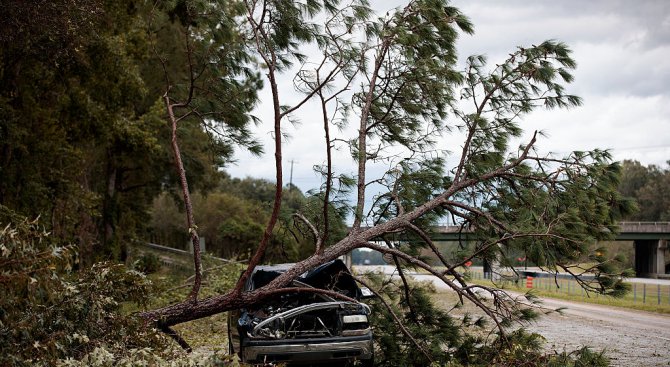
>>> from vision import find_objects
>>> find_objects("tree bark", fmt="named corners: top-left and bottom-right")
top-left (165, 95), bottom-right (202, 301)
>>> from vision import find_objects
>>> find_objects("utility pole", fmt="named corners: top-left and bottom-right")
top-left (288, 159), bottom-right (296, 191)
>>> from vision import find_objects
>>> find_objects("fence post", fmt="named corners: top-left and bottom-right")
top-left (658, 284), bottom-right (661, 305)
top-left (643, 283), bottom-right (647, 304)
top-left (634, 283), bottom-right (637, 302)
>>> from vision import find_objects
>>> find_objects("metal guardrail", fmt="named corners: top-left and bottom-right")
top-left (143, 242), bottom-right (192, 255)
top-left (135, 241), bottom-right (243, 264)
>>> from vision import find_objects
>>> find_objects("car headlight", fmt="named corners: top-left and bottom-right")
top-left (342, 314), bottom-right (368, 324)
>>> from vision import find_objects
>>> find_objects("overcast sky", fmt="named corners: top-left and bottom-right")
top-left (227, 0), bottom-right (670, 194)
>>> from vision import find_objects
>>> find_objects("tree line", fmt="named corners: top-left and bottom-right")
top-left (149, 175), bottom-right (347, 261)
top-left (618, 160), bottom-right (670, 221)
top-left (0, 1), bottom-right (666, 270)
top-left (1, 0), bottom-right (262, 266)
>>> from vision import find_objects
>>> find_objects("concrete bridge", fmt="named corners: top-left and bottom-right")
top-left (366, 222), bottom-right (670, 279)
top-left (619, 222), bottom-right (670, 278)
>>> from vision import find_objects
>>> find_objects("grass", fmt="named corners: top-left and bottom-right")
top-left (466, 272), bottom-right (670, 314)
top-left (124, 247), bottom-right (244, 354)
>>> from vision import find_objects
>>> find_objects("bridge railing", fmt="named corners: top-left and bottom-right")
top-left (431, 222), bottom-right (670, 234)
top-left (618, 222), bottom-right (670, 233)
top-left (619, 221), bottom-right (670, 226)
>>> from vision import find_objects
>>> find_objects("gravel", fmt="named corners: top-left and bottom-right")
top-left (358, 265), bottom-right (670, 366)
top-left (526, 297), bottom-right (670, 367)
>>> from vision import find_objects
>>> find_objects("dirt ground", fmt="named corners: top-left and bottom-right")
top-left (357, 266), bottom-right (670, 366)
top-left (431, 289), bottom-right (670, 367)
top-left (525, 297), bottom-right (670, 367)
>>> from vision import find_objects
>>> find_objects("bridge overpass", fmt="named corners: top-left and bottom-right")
top-left (364, 222), bottom-right (670, 279)
top-left (621, 222), bottom-right (670, 278)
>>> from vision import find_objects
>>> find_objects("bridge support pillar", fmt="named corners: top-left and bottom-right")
top-left (483, 259), bottom-right (492, 279)
top-left (635, 239), bottom-right (667, 278)
top-left (656, 239), bottom-right (667, 276)
top-left (483, 258), bottom-right (500, 281)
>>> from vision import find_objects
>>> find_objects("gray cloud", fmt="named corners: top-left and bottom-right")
top-left (450, 0), bottom-right (670, 98)
top-left (228, 0), bottom-right (670, 193)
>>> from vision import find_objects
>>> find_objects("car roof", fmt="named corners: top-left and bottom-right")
top-left (248, 259), bottom-right (356, 293)
top-left (251, 259), bottom-right (350, 277)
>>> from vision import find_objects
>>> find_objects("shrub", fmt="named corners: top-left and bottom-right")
top-left (0, 209), bottom-right (167, 366)
top-left (134, 252), bottom-right (162, 274)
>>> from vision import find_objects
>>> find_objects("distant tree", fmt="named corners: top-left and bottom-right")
top-left (141, 1), bottom-right (633, 364)
top-left (619, 160), bottom-right (670, 221)
top-left (150, 176), bottom-right (348, 262)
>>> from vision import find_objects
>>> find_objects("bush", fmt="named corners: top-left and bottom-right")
top-left (134, 252), bottom-right (162, 274)
top-left (0, 210), bottom-right (168, 366)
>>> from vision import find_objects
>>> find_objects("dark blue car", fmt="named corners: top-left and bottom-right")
top-left (227, 259), bottom-right (374, 366)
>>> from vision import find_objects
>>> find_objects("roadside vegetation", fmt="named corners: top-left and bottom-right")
top-left (2, 207), bottom-right (610, 366)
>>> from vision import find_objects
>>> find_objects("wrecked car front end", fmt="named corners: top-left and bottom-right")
top-left (228, 260), bottom-right (374, 366)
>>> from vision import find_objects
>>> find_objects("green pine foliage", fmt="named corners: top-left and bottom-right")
top-left (366, 276), bottom-right (459, 366)
top-left (363, 273), bottom-right (610, 367)
top-left (453, 329), bottom-right (609, 367)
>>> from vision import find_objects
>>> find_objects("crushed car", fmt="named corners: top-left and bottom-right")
top-left (227, 259), bottom-right (374, 366)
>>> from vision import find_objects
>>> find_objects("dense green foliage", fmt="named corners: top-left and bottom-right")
top-left (0, 207), bottom-right (164, 366)
top-left (618, 160), bottom-right (670, 221)
top-left (0, 0), bottom-right (261, 265)
top-left (0, 207), bottom-right (250, 366)
top-left (149, 175), bottom-right (348, 261)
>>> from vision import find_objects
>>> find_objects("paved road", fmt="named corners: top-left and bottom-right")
top-left (355, 265), bottom-right (670, 366)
